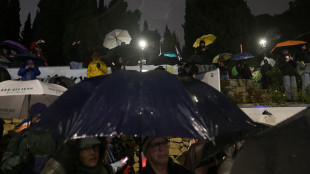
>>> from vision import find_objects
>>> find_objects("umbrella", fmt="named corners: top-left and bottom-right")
top-left (193, 34), bottom-right (216, 48)
top-left (14, 54), bottom-right (45, 65)
top-left (33, 71), bottom-right (210, 139)
top-left (212, 53), bottom-right (233, 63)
top-left (151, 52), bottom-right (179, 65)
top-left (0, 56), bottom-right (10, 64)
top-left (187, 55), bottom-right (204, 64)
top-left (231, 107), bottom-right (310, 174)
top-left (48, 76), bottom-right (76, 88)
top-left (270, 40), bottom-right (307, 55)
top-left (260, 58), bottom-right (276, 67)
top-left (103, 29), bottom-right (132, 49)
top-left (106, 44), bottom-right (138, 66)
top-left (33, 71), bottom-right (256, 140)
top-left (231, 52), bottom-right (254, 60)
top-left (1, 40), bottom-right (29, 54)
top-left (0, 80), bottom-right (67, 119)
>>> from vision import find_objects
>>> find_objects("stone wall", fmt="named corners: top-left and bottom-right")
top-left (221, 79), bottom-right (263, 104)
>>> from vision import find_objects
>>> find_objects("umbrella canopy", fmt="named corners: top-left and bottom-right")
top-left (14, 54), bottom-right (45, 65)
top-left (212, 53), bottom-right (233, 63)
top-left (0, 56), bottom-right (10, 64)
top-left (33, 71), bottom-right (256, 141)
top-left (193, 34), bottom-right (216, 48)
top-left (231, 107), bottom-right (310, 174)
top-left (231, 52), bottom-right (254, 60)
top-left (0, 80), bottom-right (67, 119)
top-left (1, 40), bottom-right (29, 54)
top-left (270, 40), bottom-right (307, 54)
top-left (33, 71), bottom-right (209, 139)
top-left (261, 58), bottom-right (276, 67)
top-left (103, 29), bottom-right (132, 49)
top-left (187, 55), bottom-right (204, 64)
top-left (48, 76), bottom-right (75, 88)
top-left (151, 52), bottom-right (179, 65)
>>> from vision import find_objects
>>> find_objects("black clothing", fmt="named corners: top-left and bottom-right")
top-left (278, 55), bottom-right (297, 76)
top-left (70, 45), bottom-right (81, 62)
top-left (140, 158), bottom-right (193, 174)
top-left (261, 63), bottom-right (272, 89)
top-left (111, 63), bottom-right (126, 72)
top-left (242, 64), bottom-right (252, 79)
top-left (218, 65), bottom-right (229, 76)
top-left (196, 46), bottom-right (212, 65)
top-left (296, 50), bottom-right (310, 63)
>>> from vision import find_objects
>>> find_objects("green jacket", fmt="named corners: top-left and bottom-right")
top-left (1, 129), bottom-right (60, 174)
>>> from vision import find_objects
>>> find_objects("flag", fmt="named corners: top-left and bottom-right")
top-left (175, 46), bottom-right (182, 61)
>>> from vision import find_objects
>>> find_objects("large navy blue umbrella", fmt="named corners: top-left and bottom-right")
top-left (33, 71), bottom-right (255, 141)
top-left (232, 52), bottom-right (254, 60)
top-left (33, 71), bottom-right (210, 139)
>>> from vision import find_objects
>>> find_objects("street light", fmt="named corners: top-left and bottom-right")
top-left (139, 40), bottom-right (147, 72)
top-left (259, 39), bottom-right (267, 57)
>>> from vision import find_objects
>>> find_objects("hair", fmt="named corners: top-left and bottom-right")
top-left (92, 52), bottom-right (100, 59)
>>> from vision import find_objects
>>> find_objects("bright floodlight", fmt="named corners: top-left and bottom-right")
top-left (139, 40), bottom-right (146, 50)
top-left (260, 39), bottom-right (267, 48)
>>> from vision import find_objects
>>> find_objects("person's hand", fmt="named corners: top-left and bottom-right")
top-left (121, 65), bottom-right (124, 70)
top-left (285, 58), bottom-right (290, 62)
top-left (25, 65), bottom-right (30, 69)
top-left (96, 63), bottom-right (100, 69)
top-left (30, 64), bottom-right (35, 68)
top-left (202, 47), bottom-right (206, 51)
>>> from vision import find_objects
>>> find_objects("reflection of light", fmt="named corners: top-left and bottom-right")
top-left (193, 96), bottom-right (198, 102)
top-left (141, 70), bottom-right (148, 72)
top-left (259, 39), bottom-right (267, 48)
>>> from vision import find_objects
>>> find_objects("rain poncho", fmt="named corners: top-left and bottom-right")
top-left (87, 59), bottom-right (107, 78)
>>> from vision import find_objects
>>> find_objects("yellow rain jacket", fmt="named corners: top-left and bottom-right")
top-left (87, 59), bottom-right (108, 78)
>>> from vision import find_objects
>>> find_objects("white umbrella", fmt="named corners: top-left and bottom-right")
top-left (0, 80), bottom-right (67, 119)
top-left (103, 29), bottom-right (132, 49)
top-left (261, 58), bottom-right (276, 67)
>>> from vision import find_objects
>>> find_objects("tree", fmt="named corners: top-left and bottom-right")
top-left (183, 0), bottom-right (256, 57)
top-left (0, 0), bottom-right (9, 41)
top-left (34, 0), bottom-right (65, 65)
top-left (21, 13), bottom-right (33, 49)
top-left (4, 0), bottom-right (21, 41)
top-left (162, 25), bottom-right (180, 53)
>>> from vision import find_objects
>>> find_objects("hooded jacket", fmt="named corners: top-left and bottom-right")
top-left (87, 59), bottom-right (108, 78)
top-left (18, 64), bottom-right (41, 81)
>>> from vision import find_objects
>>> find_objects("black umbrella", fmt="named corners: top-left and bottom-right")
top-left (106, 44), bottom-right (138, 65)
top-left (48, 76), bottom-right (75, 88)
top-left (14, 54), bottom-right (45, 65)
top-left (231, 107), bottom-right (310, 174)
top-left (187, 55), bottom-right (204, 64)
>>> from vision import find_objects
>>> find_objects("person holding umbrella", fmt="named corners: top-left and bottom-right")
top-left (87, 52), bottom-right (107, 78)
top-left (278, 49), bottom-right (297, 102)
top-left (17, 58), bottom-right (41, 81)
top-left (196, 40), bottom-right (212, 72)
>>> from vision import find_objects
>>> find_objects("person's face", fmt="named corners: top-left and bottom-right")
top-left (200, 43), bottom-right (205, 47)
top-left (145, 137), bottom-right (169, 166)
top-left (301, 45), bottom-right (306, 50)
top-left (31, 114), bottom-right (40, 123)
top-left (94, 55), bottom-right (100, 60)
top-left (79, 144), bottom-right (100, 167)
top-left (27, 59), bottom-right (33, 65)
top-left (118, 57), bottom-right (123, 63)
top-left (282, 49), bottom-right (289, 55)
top-left (185, 67), bottom-right (190, 73)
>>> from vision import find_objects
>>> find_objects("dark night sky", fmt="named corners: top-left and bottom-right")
top-left (20, 0), bottom-right (291, 45)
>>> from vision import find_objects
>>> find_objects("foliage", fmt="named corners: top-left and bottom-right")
top-left (0, 0), bottom-right (9, 41)
top-left (4, 0), bottom-right (21, 41)
top-left (183, 0), bottom-right (256, 58)
top-left (162, 25), bottom-right (181, 53)
top-left (20, 13), bottom-right (33, 49)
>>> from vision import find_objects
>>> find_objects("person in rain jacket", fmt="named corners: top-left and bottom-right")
top-left (1, 103), bottom-right (60, 174)
top-left (41, 137), bottom-right (113, 174)
top-left (17, 58), bottom-right (41, 81)
top-left (87, 52), bottom-right (108, 78)
top-left (111, 55), bottom-right (126, 73)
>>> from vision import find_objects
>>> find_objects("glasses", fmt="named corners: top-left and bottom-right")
top-left (81, 144), bottom-right (100, 153)
top-left (149, 140), bottom-right (169, 151)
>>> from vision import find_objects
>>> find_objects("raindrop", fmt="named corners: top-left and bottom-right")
top-left (139, 112), bottom-right (142, 115)
top-left (150, 112), bottom-right (154, 115)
